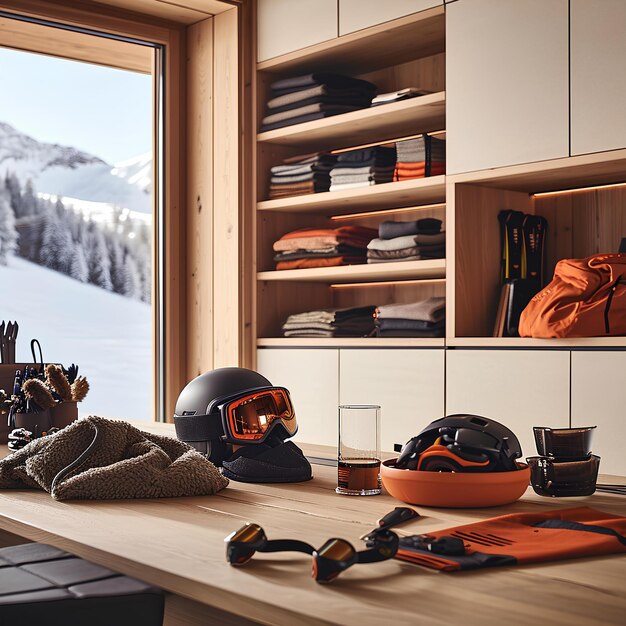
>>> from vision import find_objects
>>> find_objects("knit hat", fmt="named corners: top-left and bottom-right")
top-left (0, 416), bottom-right (228, 500)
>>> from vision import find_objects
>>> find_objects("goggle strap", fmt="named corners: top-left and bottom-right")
top-left (174, 413), bottom-right (223, 442)
top-left (258, 539), bottom-right (315, 555)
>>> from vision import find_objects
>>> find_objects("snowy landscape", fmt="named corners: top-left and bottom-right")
top-left (0, 121), bottom-right (153, 421)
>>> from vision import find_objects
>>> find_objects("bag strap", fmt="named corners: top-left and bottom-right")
top-left (603, 277), bottom-right (624, 335)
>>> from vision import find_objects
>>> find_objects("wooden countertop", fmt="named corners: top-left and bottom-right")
top-left (0, 440), bottom-right (625, 625)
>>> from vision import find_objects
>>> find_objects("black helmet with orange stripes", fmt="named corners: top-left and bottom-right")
top-left (394, 414), bottom-right (522, 473)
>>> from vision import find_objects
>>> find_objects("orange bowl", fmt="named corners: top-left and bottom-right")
top-left (381, 459), bottom-right (530, 508)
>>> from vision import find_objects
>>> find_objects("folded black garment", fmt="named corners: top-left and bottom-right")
top-left (379, 218), bottom-right (442, 240)
top-left (270, 73), bottom-right (377, 95)
top-left (375, 328), bottom-right (445, 338)
top-left (268, 96), bottom-right (374, 116)
top-left (274, 245), bottom-right (367, 262)
top-left (261, 109), bottom-right (362, 132)
top-left (419, 247), bottom-right (445, 259)
top-left (262, 103), bottom-right (366, 127)
top-left (336, 145), bottom-right (397, 165)
top-left (334, 305), bottom-right (377, 323)
top-left (376, 318), bottom-right (445, 332)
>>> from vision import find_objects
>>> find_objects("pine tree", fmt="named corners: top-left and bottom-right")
top-left (21, 180), bottom-right (38, 217)
top-left (109, 237), bottom-right (126, 294)
top-left (86, 228), bottom-right (112, 290)
top-left (0, 188), bottom-right (18, 265)
top-left (69, 243), bottom-right (88, 283)
top-left (40, 206), bottom-right (73, 273)
top-left (4, 173), bottom-right (22, 217)
top-left (123, 254), bottom-right (142, 300)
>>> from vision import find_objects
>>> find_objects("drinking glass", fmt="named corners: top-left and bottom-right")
top-left (336, 405), bottom-right (381, 496)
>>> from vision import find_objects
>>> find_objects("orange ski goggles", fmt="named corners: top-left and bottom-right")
top-left (210, 387), bottom-right (297, 444)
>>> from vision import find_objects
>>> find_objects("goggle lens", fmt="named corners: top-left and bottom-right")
top-left (225, 523), bottom-right (265, 565)
top-left (316, 538), bottom-right (355, 562)
top-left (227, 389), bottom-right (296, 441)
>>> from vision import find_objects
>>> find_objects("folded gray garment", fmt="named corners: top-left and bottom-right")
top-left (286, 310), bottom-right (336, 324)
top-left (367, 246), bottom-right (420, 259)
top-left (282, 321), bottom-right (333, 331)
top-left (0, 416), bottom-right (228, 500)
top-left (368, 234), bottom-right (446, 251)
top-left (262, 103), bottom-right (358, 125)
top-left (330, 174), bottom-right (393, 185)
top-left (284, 329), bottom-right (334, 338)
top-left (330, 166), bottom-right (395, 176)
top-left (377, 297), bottom-right (446, 322)
top-left (270, 172), bottom-right (330, 184)
top-left (329, 181), bottom-right (378, 191)
top-left (377, 317), bottom-right (445, 331)
top-left (271, 162), bottom-right (335, 176)
top-left (367, 255), bottom-right (421, 263)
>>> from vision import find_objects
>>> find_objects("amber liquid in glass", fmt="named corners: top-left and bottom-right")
top-left (337, 458), bottom-right (381, 495)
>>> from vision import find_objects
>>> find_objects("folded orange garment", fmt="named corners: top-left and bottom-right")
top-left (396, 506), bottom-right (626, 572)
top-left (276, 256), bottom-right (366, 270)
top-left (274, 226), bottom-right (377, 252)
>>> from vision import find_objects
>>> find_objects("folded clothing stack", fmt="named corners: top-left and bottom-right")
top-left (269, 152), bottom-right (338, 199)
top-left (376, 297), bottom-right (446, 337)
top-left (282, 306), bottom-right (377, 338)
top-left (367, 218), bottom-right (445, 263)
top-left (273, 225), bottom-right (378, 270)
top-left (329, 146), bottom-right (397, 192)
top-left (260, 73), bottom-right (377, 132)
top-left (394, 134), bottom-right (446, 180)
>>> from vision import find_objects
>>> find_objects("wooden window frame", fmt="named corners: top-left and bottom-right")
top-left (0, 0), bottom-right (186, 420)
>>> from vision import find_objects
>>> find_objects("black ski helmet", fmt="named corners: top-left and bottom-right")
top-left (174, 367), bottom-right (273, 465)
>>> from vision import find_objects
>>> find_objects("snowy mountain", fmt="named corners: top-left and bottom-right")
top-left (0, 122), bottom-right (151, 213)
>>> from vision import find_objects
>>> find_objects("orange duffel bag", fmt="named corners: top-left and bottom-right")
top-left (519, 253), bottom-right (626, 338)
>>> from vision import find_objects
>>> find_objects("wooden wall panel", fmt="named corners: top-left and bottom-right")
top-left (453, 184), bottom-right (533, 338)
top-left (186, 17), bottom-right (214, 380)
top-left (212, 7), bottom-right (240, 367)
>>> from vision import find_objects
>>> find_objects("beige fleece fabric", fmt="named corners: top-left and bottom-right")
top-left (0, 416), bottom-right (228, 500)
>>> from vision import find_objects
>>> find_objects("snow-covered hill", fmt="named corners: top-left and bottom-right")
top-left (0, 256), bottom-right (151, 421)
top-left (0, 122), bottom-right (151, 213)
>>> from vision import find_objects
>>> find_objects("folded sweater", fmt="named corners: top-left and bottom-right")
top-left (377, 297), bottom-right (446, 323)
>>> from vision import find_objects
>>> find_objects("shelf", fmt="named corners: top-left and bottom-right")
top-left (448, 148), bottom-right (626, 194)
top-left (448, 337), bottom-right (626, 348)
top-left (257, 7), bottom-right (444, 75)
top-left (258, 93), bottom-right (445, 151)
top-left (258, 176), bottom-right (446, 216)
top-left (258, 259), bottom-right (445, 283)
top-left (258, 338), bottom-right (445, 348)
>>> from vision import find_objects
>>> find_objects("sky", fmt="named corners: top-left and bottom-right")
top-left (0, 46), bottom-right (152, 165)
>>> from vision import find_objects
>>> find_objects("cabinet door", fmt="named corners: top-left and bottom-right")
top-left (256, 348), bottom-right (339, 447)
top-left (571, 352), bottom-right (626, 476)
top-left (339, 349), bottom-right (445, 454)
top-left (339, 1), bottom-right (441, 35)
top-left (571, 0), bottom-right (626, 155)
top-left (257, 0), bottom-right (338, 62)
top-left (446, 350), bottom-right (570, 459)
top-left (446, 0), bottom-right (569, 174)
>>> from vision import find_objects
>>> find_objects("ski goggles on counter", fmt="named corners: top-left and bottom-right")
top-left (212, 387), bottom-right (297, 443)
top-left (174, 386), bottom-right (298, 446)
top-left (225, 522), bottom-right (399, 584)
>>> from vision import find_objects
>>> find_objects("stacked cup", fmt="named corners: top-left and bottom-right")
top-left (527, 426), bottom-right (600, 497)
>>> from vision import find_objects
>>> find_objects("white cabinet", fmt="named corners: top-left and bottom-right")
top-left (339, 0), bottom-right (441, 35)
top-left (257, 0), bottom-right (338, 62)
top-left (571, 352), bottom-right (626, 476)
top-left (256, 348), bottom-right (339, 446)
top-left (446, 0), bottom-right (569, 174)
top-left (446, 350), bottom-right (570, 459)
top-left (570, 0), bottom-right (626, 156)
top-left (339, 349), bottom-right (445, 454)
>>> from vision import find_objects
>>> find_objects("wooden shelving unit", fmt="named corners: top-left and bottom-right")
top-left (253, 7), bottom-right (448, 349)
top-left (258, 260), bottom-right (445, 284)
top-left (257, 176), bottom-right (446, 215)
top-left (257, 92), bottom-right (446, 151)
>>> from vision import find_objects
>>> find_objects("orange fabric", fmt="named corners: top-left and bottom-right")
top-left (519, 253), bottom-right (626, 338)
top-left (393, 161), bottom-right (445, 181)
top-left (273, 226), bottom-right (377, 252)
top-left (397, 507), bottom-right (626, 571)
top-left (279, 226), bottom-right (377, 241)
top-left (276, 257), bottom-right (365, 270)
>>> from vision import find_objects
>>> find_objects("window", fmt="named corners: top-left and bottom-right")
top-left (0, 32), bottom-right (157, 421)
